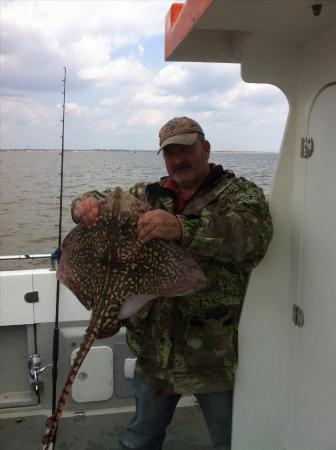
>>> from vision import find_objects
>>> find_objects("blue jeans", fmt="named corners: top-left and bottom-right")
top-left (119, 371), bottom-right (233, 450)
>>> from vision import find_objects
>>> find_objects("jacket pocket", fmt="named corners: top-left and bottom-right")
top-left (183, 316), bottom-right (238, 370)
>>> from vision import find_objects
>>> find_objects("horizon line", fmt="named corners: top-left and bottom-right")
top-left (0, 148), bottom-right (279, 153)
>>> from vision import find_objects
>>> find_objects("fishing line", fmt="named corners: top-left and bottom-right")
top-left (51, 66), bottom-right (67, 448)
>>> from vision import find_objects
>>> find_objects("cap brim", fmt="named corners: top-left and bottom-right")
top-left (158, 133), bottom-right (199, 153)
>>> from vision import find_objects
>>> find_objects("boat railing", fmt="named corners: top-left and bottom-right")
top-left (0, 253), bottom-right (59, 270)
top-left (0, 254), bottom-right (52, 261)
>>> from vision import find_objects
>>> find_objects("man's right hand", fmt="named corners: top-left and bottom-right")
top-left (73, 197), bottom-right (101, 228)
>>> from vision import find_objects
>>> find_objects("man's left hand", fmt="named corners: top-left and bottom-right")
top-left (137, 210), bottom-right (182, 243)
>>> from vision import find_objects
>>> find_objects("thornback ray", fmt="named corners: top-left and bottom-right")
top-left (42, 187), bottom-right (206, 449)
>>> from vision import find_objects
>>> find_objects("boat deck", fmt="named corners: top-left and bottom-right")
top-left (0, 405), bottom-right (214, 450)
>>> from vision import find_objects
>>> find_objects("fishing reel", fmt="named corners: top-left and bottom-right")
top-left (28, 353), bottom-right (52, 393)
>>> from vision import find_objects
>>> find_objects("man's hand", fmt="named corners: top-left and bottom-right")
top-left (73, 197), bottom-right (101, 228)
top-left (137, 209), bottom-right (182, 243)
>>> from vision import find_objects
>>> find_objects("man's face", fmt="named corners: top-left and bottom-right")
top-left (163, 137), bottom-right (211, 189)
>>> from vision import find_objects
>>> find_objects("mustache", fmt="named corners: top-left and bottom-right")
top-left (173, 163), bottom-right (192, 173)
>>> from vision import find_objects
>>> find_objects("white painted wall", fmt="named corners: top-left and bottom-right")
top-left (0, 269), bottom-right (90, 326)
top-left (233, 25), bottom-right (336, 450)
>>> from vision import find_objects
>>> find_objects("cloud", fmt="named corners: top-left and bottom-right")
top-left (67, 35), bottom-right (112, 69)
top-left (0, 0), bottom-right (170, 93)
top-left (0, 1), bottom-right (288, 151)
top-left (133, 90), bottom-right (185, 108)
top-left (154, 62), bottom-right (239, 96)
top-left (65, 102), bottom-right (91, 118)
top-left (0, 95), bottom-right (60, 148)
top-left (78, 57), bottom-right (152, 88)
top-left (1, 97), bottom-right (57, 129)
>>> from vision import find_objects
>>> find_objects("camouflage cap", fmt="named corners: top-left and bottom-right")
top-left (158, 117), bottom-right (204, 153)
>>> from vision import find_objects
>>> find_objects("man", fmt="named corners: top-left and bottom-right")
top-left (72, 117), bottom-right (273, 450)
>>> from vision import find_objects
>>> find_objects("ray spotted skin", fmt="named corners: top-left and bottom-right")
top-left (42, 187), bottom-right (206, 449)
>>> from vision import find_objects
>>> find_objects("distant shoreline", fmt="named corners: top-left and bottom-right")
top-left (0, 148), bottom-right (278, 154)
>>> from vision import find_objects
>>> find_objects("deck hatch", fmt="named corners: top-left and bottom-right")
top-left (71, 345), bottom-right (113, 403)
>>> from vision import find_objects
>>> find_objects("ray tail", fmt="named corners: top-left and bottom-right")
top-left (41, 328), bottom-right (98, 448)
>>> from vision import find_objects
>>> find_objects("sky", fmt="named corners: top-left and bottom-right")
top-left (0, 0), bottom-right (289, 152)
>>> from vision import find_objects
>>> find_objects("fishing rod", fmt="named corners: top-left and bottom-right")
top-left (51, 66), bottom-right (67, 447)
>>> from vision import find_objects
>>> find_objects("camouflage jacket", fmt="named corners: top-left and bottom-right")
top-left (71, 165), bottom-right (273, 395)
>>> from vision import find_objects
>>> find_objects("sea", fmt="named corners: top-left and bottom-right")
top-left (0, 149), bottom-right (278, 270)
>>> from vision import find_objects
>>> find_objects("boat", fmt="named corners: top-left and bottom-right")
top-left (1, 1), bottom-right (335, 449)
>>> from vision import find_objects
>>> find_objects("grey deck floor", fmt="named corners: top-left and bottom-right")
top-left (0, 406), bottom-right (214, 450)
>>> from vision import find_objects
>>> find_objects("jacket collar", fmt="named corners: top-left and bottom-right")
top-left (145, 165), bottom-right (236, 212)
top-left (159, 165), bottom-right (235, 197)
